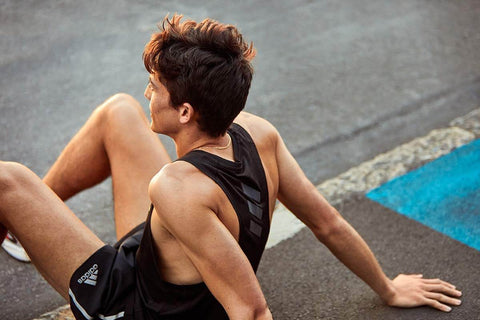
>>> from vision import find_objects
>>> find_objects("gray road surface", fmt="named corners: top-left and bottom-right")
top-left (1, 0), bottom-right (480, 319)
top-left (259, 195), bottom-right (480, 319)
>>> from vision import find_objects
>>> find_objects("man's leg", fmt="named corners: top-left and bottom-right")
top-left (43, 93), bottom-right (171, 238)
top-left (0, 161), bottom-right (104, 299)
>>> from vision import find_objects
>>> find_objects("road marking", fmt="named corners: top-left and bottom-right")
top-left (367, 139), bottom-right (480, 251)
top-left (266, 126), bottom-right (475, 248)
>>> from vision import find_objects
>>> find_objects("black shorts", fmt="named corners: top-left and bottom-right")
top-left (69, 223), bottom-right (145, 320)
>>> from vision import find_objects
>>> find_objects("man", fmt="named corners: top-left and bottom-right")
top-left (0, 15), bottom-right (462, 319)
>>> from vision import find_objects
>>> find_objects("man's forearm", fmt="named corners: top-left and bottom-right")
top-left (315, 215), bottom-right (395, 302)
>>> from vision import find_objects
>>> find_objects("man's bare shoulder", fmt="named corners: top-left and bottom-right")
top-left (148, 162), bottom-right (217, 212)
top-left (234, 112), bottom-right (280, 147)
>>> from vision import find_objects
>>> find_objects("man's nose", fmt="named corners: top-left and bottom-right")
top-left (144, 88), bottom-right (151, 100)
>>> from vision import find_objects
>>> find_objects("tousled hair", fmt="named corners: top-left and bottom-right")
top-left (143, 14), bottom-right (256, 137)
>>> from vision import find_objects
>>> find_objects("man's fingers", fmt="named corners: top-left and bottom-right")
top-left (422, 278), bottom-right (457, 290)
top-left (425, 292), bottom-right (462, 307)
top-left (423, 284), bottom-right (462, 297)
top-left (424, 298), bottom-right (453, 312)
top-left (409, 274), bottom-right (423, 278)
top-left (391, 274), bottom-right (462, 312)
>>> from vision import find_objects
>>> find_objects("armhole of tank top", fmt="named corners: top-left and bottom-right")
top-left (231, 123), bottom-right (270, 221)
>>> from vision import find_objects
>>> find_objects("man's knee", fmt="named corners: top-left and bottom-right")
top-left (92, 94), bottom-right (149, 139)
top-left (96, 93), bottom-right (145, 123)
top-left (0, 161), bottom-right (33, 194)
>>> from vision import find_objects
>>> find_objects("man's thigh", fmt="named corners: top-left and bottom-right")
top-left (101, 94), bottom-right (171, 238)
top-left (0, 162), bottom-right (104, 300)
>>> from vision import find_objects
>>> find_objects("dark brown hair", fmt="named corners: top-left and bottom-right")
top-left (143, 14), bottom-right (256, 137)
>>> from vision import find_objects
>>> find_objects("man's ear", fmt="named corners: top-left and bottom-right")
top-left (178, 103), bottom-right (195, 125)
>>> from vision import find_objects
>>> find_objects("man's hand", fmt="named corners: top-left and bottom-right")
top-left (386, 274), bottom-right (462, 312)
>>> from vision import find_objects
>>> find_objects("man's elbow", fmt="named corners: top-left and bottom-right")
top-left (311, 211), bottom-right (346, 244)
top-left (253, 303), bottom-right (272, 320)
top-left (230, 302), bottom-right (272, 320)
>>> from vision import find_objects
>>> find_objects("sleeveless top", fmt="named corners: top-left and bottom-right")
top-left (135, 123), bottom-right (271, 319)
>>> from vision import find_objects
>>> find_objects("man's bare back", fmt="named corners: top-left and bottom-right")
top-left (148, 112), bottom-right (279, 285)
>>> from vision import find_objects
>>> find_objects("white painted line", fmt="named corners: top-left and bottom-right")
top-left (266, 124), bottom-right (477, 248)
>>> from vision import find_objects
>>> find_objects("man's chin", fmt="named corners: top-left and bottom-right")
top-left (150, 123), bottom-right (160, 133)
top-left (150, 125), bottom-right (168, 136)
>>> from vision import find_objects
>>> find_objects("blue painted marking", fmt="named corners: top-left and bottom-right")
top-left (366, 139), bottom-right (480, 251)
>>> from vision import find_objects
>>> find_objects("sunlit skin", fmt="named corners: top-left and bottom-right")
top-left (144, 74), bottom-right (178, 135)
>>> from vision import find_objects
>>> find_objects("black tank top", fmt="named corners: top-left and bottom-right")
top-left (135, 123), bottom-right (271, 319)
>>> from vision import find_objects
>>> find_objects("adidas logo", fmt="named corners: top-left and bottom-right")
top-left (77, 263), bottom-right (99, 286)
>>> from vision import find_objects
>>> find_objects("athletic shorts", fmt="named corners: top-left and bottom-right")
top-left (69, 223), bottom-right (145, 320)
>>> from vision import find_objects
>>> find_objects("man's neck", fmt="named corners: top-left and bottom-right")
top-left (173, 128), bottom-right (228, 158)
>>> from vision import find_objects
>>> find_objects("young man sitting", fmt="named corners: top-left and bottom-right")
top-left (0, 14), bottom-right (462, 320)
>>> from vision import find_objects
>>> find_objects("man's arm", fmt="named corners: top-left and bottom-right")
top-left (273, 130), bottom-right (462, 312)
top-left (148, 163), bottom-right (272, 320)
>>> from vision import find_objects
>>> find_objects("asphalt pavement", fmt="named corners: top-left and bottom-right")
top-left (1, 1), bottom-right (480, 319)
top-left (259, 194), bottom-right (480, 320)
